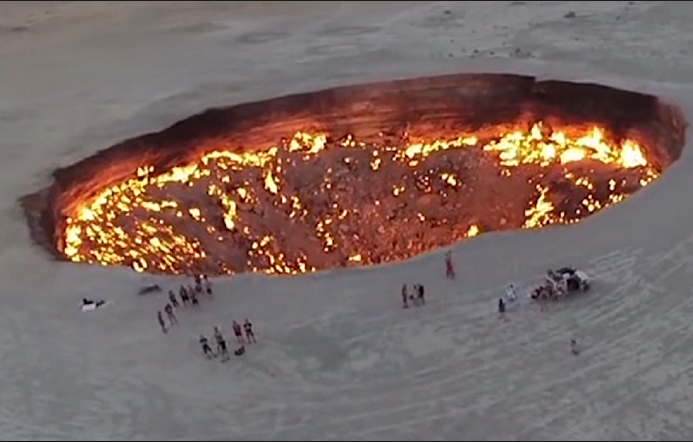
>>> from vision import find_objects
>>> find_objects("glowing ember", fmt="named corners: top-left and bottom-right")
top-left (20, 73), bottom-right (687, 276)
top-left (59, 123), bottom-right (657, 275)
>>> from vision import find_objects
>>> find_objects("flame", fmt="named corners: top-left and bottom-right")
top-left (466, 225), bottom-right (481, 238)
top-left (482, 123), bottom-right (648, 168)
top-left (59, 123), bottom-right (659, 275)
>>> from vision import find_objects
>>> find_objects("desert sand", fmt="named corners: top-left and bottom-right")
top-left (2, 1), bottom-right (693, 440)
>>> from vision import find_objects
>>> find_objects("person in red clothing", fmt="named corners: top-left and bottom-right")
top-left (232, 320), bottom-right (244, 344)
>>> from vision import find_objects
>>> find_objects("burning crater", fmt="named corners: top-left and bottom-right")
top-left (21, 74), bottom-right (686, 276)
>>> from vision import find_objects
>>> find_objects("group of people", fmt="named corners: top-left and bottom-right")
top-left (401, 283), bottom-right (426, 309)
top-left (152, 274), bottom-right (260, 362)
top-left (396, 251), bottom-right (583, 357)
top-left (530, 278), bottom-right (566, 301)
top-left (397, 251), bottom-right (455, 308)
top-left (157, 274), bottom-right (213, 334)
top-left (497, 283), bottom-right (581, 356)
top-left (199, 319), bottom-right (257, 361)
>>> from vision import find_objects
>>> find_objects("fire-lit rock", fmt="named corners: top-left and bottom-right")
top-left (20, 73), bottom-right (687, 276)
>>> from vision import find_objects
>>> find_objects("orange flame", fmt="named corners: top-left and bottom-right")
top-left (60, 122), bottom-right (658, 275)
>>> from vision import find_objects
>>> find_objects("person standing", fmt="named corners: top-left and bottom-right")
top-left (445, 251), bottom-right (456, 279)
top-left (157, 311), bottom-right (167, 334)
top-left (244, 319), bottom-right (256, 344)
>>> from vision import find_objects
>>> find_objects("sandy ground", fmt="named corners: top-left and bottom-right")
top-left (2, 1), bottom-right (693, 440)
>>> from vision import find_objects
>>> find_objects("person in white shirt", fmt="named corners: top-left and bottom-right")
top-left (505, 284), bottom-right (518, 302)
